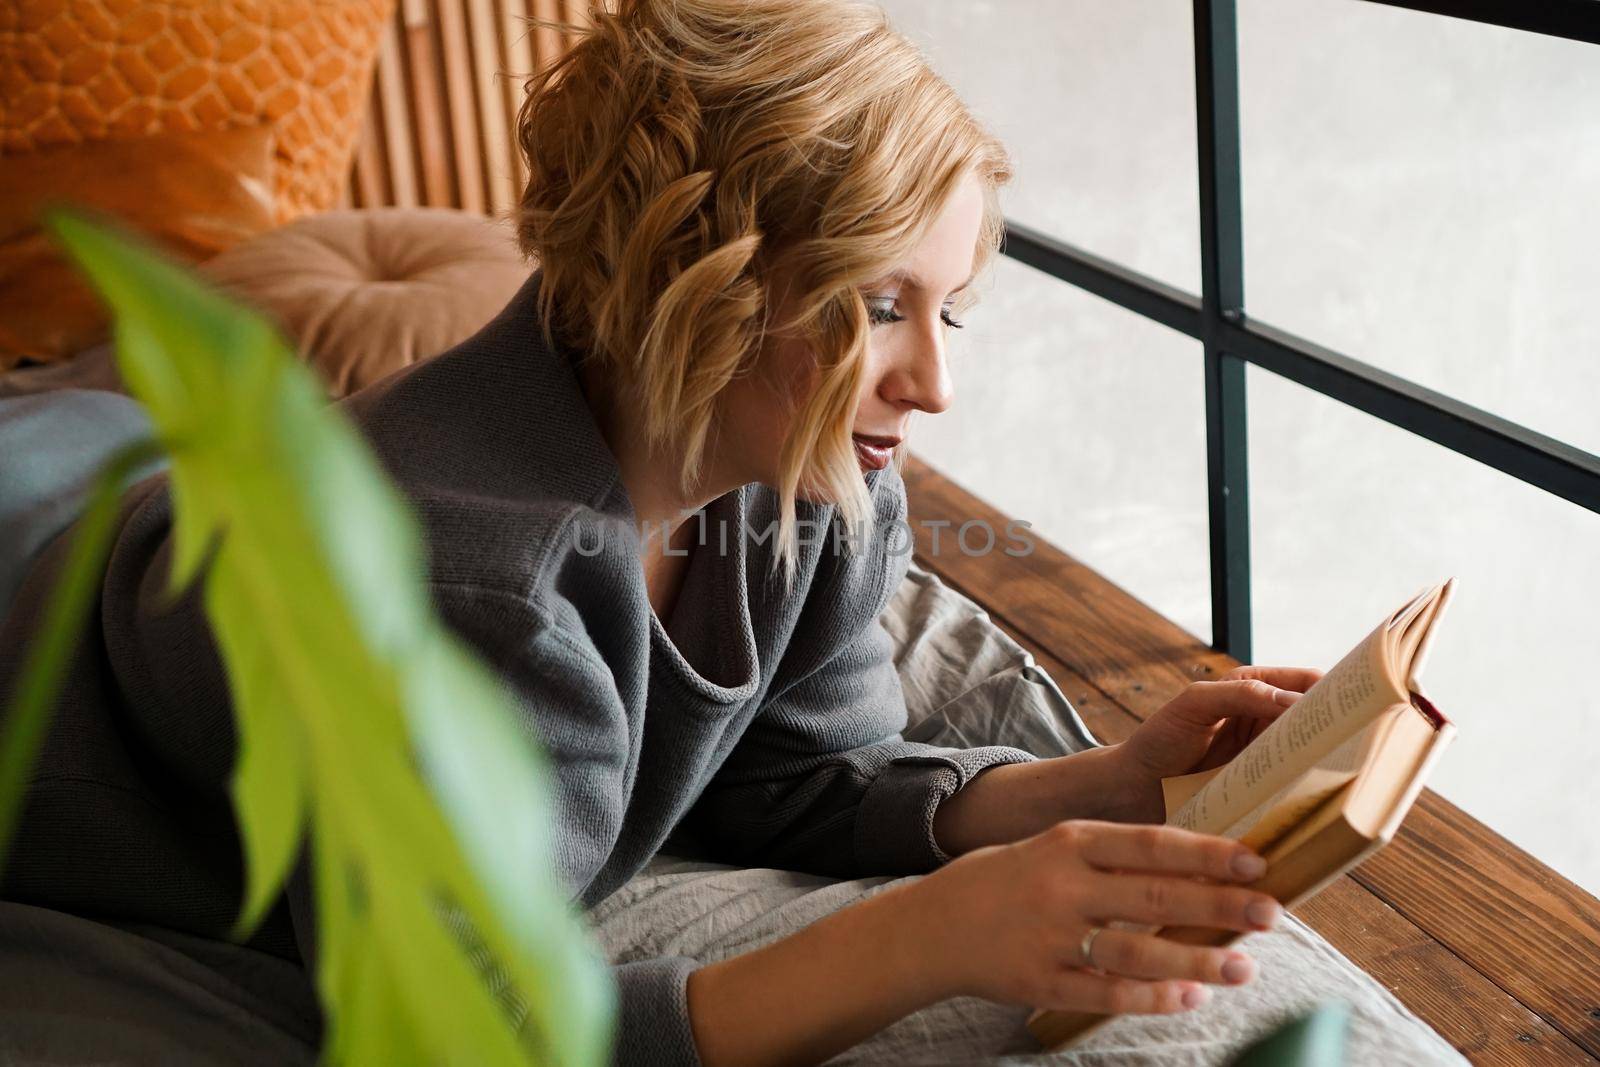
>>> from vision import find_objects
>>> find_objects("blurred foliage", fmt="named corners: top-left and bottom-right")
top-left (0, 208), bottom-right (616, 1066)
top-left (1229, 1002), bottom-right (1351, 1067)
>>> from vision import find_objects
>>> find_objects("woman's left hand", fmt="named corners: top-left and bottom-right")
top-left (1108, 665), bottom-right (1325, 824)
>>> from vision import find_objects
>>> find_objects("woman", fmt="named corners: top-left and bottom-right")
top-left (0, 1), bottom-right (1324, 1064)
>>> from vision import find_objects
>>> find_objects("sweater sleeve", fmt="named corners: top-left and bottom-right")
top-left (682, 604), bottom-right (1041, 877)
top-left (611, 956), bottom-right (703, 1067)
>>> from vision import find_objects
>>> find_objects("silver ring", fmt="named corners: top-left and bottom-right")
top-left (1079, 924), bottom-right (1106, 968)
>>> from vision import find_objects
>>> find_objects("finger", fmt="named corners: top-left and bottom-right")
top-left (1089, 872), bottom-right (1283, 932)
top-left (1076, 822), bottom-right (1267, 883)
top-left (1076, 927), bottom-right (1257, 987)
top-left (1039, 967), bottom-right (1209, 1015)
top-left (1178, 678), bottom-right (1300, 723)
top-left (1226, 665), bottom-right (1324, 693)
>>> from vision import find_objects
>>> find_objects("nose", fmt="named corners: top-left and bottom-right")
top-left (885, 324), bottom-right (956, 416)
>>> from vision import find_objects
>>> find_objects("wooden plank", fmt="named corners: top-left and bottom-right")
top-left (350, 93), bottom-right (388, 209)
top-left (401, 0), bottom-right (454, 207)
top-left (905, 463), bottom-right (1235, 708)
top-left (434, 0), bottom-right (486, 214)
top-left (902, 457), bottom-right (1253, 694)
top-left (559, 0), bottom-right (592, 35)
top-left (1297, 880), bottom-right (1592, 1066)
top-left (530, 0), bottom-right (565, 71)
top-left (903, 453), bottom-right (1600, 1061)
top-left (467, 0), bottom-right (516, 215)
top-left (498, 0), bottom-right (536, 193)
top-left (1354, 794), bottom-right (1600, 1057)
top-left (374, 13), bottom-right (419, 208)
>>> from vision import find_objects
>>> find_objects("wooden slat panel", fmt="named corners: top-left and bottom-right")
top-left (498, 0), bottom-right (536, 193)
top-left (902, 453), bottom-right (1600, 1062)
top-left (350, 89), bottom-right (388, 209)
top-left (401, 0), bottom-right (454, 206)
top-left (374, 14), bottom-right (419, 207)
top-left (531, 0), bottom-right (566, 69)
top-left (559, 0), bottom-right (591, 37)
top-left (434, 0), bottom-right (486, 214)
top-left (467, 0), bottom-right (516, 215)
top-left (346, 0), bottom-right (600, 213)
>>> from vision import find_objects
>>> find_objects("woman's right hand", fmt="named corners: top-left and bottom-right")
top-left (902, 819), bottom-right (1282, 1014)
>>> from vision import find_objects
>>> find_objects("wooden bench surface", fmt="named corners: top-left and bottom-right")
top-left (902, 456), bottom-right (1600, 1066)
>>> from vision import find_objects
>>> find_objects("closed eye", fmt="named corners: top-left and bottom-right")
top-left (865, 300), bottom-right (966, 330)
top-left (866, 301), bottom-right (901, 326)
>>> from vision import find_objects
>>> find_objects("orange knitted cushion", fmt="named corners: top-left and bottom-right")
top-left (0, 123), bottom-right (278, 368)
top-left (1, 0), bottom-right (392, 224)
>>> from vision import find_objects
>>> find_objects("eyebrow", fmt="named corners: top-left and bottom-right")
top-left (877, 268), bottom-right (978, 296)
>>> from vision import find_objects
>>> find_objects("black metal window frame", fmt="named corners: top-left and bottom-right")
top-left (1001, 0), bottom-right (1600, 662)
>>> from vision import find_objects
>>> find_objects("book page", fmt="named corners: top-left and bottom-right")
top-left (1233, 765), bottom-right (1357, 851)
top-left (1161, 765), bottom-right (1223, 817)
top-left (1164, 712), bottom-right (1376, 847)
top-left (1226, 716), bottom-right (1378, 844)
top-left (1167, 623), bottom-right (1402, 836)
top-left (1402, 577), bottom-right (1455, 695)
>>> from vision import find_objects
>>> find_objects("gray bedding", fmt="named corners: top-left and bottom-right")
top-left (590, 853), bottom-right (1466, 1065)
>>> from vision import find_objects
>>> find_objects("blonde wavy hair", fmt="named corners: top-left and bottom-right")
top-left (513, 0), bottom-right (1012, 588)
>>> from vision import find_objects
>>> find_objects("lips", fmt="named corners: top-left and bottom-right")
top-left (852, 434), bottom-right (899, 471)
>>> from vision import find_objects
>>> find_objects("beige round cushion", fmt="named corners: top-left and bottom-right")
top-left (200, 207), bottom-right (532, 397)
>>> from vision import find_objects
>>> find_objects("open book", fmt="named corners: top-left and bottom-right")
top-left (1026, 578), bottom-right (1459, 1051)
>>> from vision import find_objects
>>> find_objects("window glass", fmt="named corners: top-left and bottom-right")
top-left (1249, 362), bottom-right (1600, 894)
top-left (1240, 0), bottom-right (1600, 454)
top-left (884, 0), bottom-right (1201, 295)
top-left (913, 256), bottom-right (1213, 645)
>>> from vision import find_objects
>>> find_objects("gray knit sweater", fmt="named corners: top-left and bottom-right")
top-left (0, 271), bottom-right (1041, 1065)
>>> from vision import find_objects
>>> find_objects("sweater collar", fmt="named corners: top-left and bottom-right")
top-left (494, 272), bottom-right (765, 701)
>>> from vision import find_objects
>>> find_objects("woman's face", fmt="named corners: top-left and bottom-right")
top-left (717, 168), bottom-right (986, 503)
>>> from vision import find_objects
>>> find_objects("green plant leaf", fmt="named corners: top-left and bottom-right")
top-left (37, 206), bottom-right (617, 1066)
top-left (404, 631), bottom-right (619, 1045)
top-left (208, 554), bottom-right (309, 941)
top-left (1228, 1002), bottom-right (1352, 1067)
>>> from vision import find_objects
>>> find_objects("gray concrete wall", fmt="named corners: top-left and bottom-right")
top-left (881, 0), bottom-right (1600, 892)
